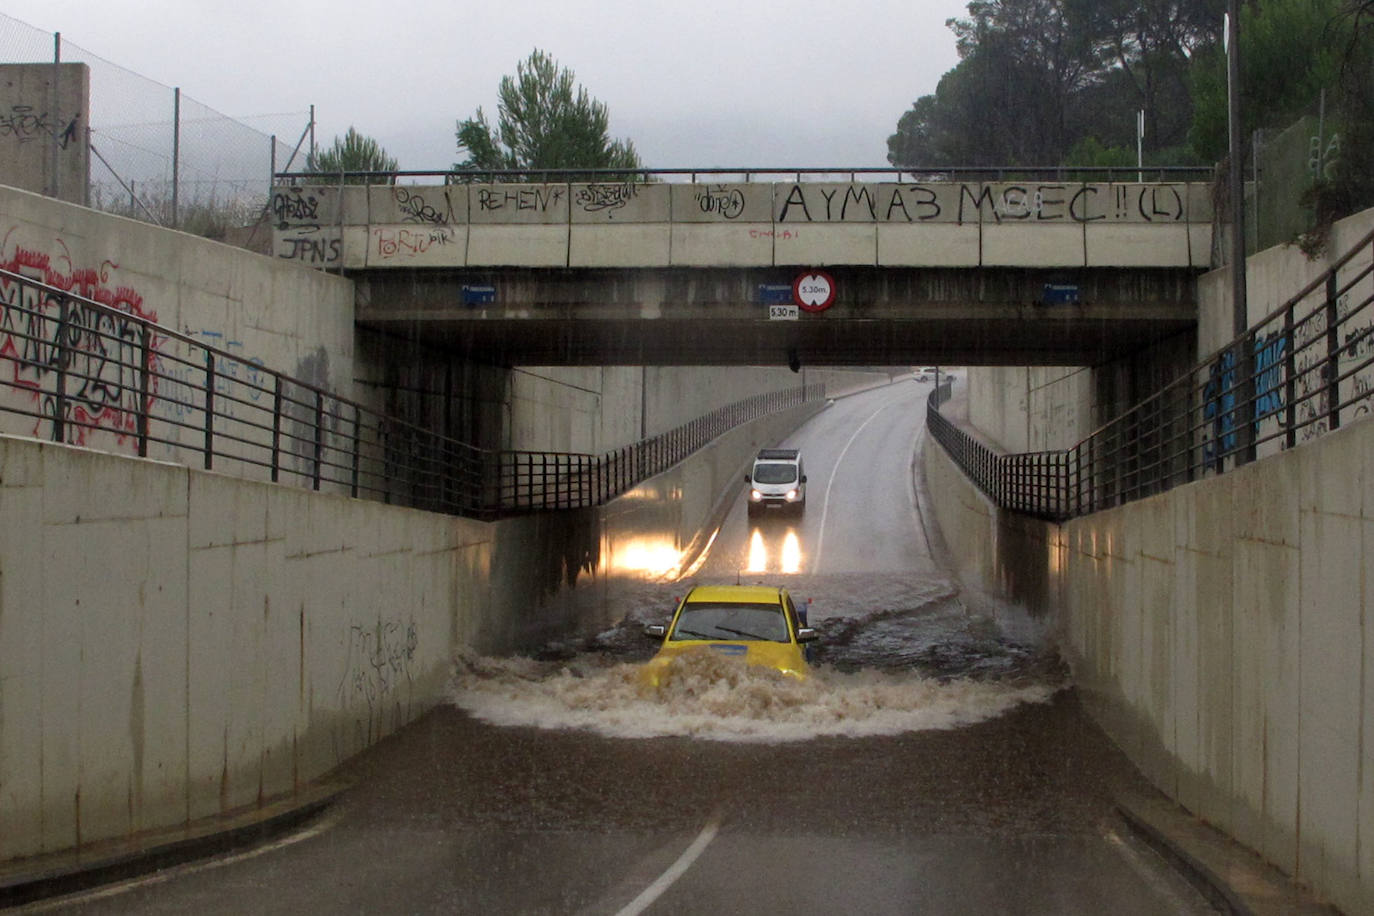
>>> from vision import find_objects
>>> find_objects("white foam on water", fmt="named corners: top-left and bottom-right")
top-left (450, 648), bottom-right (1059, 744)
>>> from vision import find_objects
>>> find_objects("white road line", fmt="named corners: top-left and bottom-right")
top-left (812, 399), bottom-right (897, 572)
top-left (20, 812), bottom-right (340, 912)
top-left (614, 812), bottom-right (722, 916)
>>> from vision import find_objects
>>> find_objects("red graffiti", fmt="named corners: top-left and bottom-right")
top-left (0, 230), bottom-right (164, 447)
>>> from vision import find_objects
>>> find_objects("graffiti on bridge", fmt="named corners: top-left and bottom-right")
top-left (774, 182), bottom-right (1190, 224)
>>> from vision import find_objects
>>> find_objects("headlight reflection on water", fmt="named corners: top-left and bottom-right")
top-left (744, 528), bottom-right (806, 574)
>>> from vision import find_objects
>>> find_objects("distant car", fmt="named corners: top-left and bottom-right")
top-left (745, 448), bottom-right (806, 517)
top-left (640, 584), bottom-right (817, 686)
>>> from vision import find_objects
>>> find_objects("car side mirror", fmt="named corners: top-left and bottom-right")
top-left (796, 627), bottom-right (818, 643)
top-left (644, 624), bottom-right (667, 639)
top-left (800, 474), bottom-right (807, 483)
top-left (743, 473), bottom-right (751, 483)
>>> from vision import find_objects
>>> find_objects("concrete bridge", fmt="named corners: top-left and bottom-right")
top-left (5, 182), bottom-right (1371, 913)
top-left (272, 172), bottom-right (1212, 366)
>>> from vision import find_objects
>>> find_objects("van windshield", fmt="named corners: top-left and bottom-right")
top-left (752, 463), bottom-right (797, 484)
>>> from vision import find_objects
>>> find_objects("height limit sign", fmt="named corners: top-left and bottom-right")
top-left (793, 270), bottom-right (836, 311)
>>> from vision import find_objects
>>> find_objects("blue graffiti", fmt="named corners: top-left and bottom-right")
top-left (1203, 350), bottom-right (1238, 464)
top-left (1253, 332), bottom-right (1287, 419)
top-left (1204, 332), bottom-right (1291, 463)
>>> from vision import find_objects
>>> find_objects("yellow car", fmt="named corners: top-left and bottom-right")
top-left (640, 584), bottom-right (816, 686)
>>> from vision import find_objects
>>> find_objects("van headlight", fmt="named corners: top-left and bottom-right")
top-left (749, 489), bottom-right (763, 502)
top-left (784, 489), bottom-right (799, 501)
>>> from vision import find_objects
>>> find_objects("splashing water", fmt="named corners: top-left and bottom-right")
top-left (450, 646), bottom-right (1060, 744)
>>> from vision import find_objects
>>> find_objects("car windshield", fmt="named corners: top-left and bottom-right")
top-left (752, 463), bottom-right (797, 484)
top-left (669, 602), bottom-right (790, 642)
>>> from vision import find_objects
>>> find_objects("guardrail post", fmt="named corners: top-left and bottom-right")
top-left (137, 324), bottom-right (151, 457)
top-left (203, 350), bottom-right (215, 469)
top-left (1325, 270), bottom-right (1342, 432)
top-left (1284, 302), bottom-right (1297, 449)
top-left (51, 295), bottom-right (68, 444)
top-left (350, 403), bottom-right (361, 498)
top-left (312, 391), bottom-right (324, 490)
top-left (270, 376), bottom-right (283, 483)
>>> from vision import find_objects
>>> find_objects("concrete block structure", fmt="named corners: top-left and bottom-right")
top-left (0, 63), bottom-right (89, 205)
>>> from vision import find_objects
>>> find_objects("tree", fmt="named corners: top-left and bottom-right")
top-left (307, 127), bottom-right (398, 183)
top-left (454, 49), bottom-right (642, 177)
top-left (887, 0), bottom-right (1221, 169)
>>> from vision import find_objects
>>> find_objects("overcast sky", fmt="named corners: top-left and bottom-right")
top-left (6, 0), bottom-right (971, 172)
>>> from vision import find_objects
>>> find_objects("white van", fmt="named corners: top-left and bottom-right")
top-left (745, 448), bottom-right (807, 517)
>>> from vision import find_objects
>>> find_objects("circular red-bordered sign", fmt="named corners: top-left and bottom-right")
top-left (793, 271), bottom-right (836, 311)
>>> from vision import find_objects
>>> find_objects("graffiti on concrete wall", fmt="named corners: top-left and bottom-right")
top-left (475, 185), bottom-right (566, 214)
top-left (574, 181), bottom-right (638, 214)
top-left (1205, 279), bottom-right (1374, 456)
top-left (692, 186), bottom-right (745, 220)
top-left (0, 229), bottom-right (164, 446)
top-left (338, 616), bottom-right (418, 728)
top-left (271, 187), bottom-right (342, 266)
top-left (393, 187), bottom-right (457, 226)
top-left (775, 182), bottom-right (1190, 224)
top-left (370, 226), bottom-right (459, 262)
top-left (0, 104), bottom-right (79, 149)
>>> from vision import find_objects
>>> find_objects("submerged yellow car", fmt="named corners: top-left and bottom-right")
top-left (641, 584), bottom-right (817, 685)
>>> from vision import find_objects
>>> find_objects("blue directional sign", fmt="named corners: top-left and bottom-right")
top-left (1042, 284), bottom-right (1080, 305)
top-left (462, 284), bottom-right (496, 306)
top-left (757, 284), bottom-right (794, 305)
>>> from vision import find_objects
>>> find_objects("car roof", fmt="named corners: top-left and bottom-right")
top-left (755, 449), bottom-right (799, 461)
top-left (685, 584), bottom-right (786, 604)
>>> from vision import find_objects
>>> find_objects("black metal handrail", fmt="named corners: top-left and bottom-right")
top-left (0, 269), bottom-right (822, 519)
top-left (928, 225), bottom-right (1374, 521)
top-left (274, 165), bottom-right (1217, 186)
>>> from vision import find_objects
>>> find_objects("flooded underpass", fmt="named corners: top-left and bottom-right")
top-left (42, 381), bottom-right (1221, 914)
top-left (462, 577), bottom-right (1068, 744)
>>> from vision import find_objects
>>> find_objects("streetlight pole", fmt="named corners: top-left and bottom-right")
top-left (1226, 1), bottom-right (1255, 465)
top-left (1226, 2), bottom-right (1248, 338)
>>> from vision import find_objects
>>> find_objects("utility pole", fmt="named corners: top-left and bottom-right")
top-left (1226, 1), bottom-right (1255, 466)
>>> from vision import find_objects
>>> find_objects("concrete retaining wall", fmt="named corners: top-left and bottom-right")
top-left (0, 390), bottom-right (822, 864)
top-left (966, 366), bottom-right (1094, 453)
top-left (1060, 417), bottom-right (1374, 915)
top-left (0, 435), bottom-right (477, 861)
top-left (509, 366), bottom-right (898, 453)
top-left (0, 64), bottom-right (90, 205)
top-left (0, 185), bottom-right (358, 460)
top-left (922, 397), bottom-right (1374, 915)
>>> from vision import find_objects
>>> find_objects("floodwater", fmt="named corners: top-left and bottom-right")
top-left (452, 583), bottom-right (1066, 744)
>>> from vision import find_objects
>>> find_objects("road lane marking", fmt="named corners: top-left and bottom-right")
top-left (614, 812), bottom-right (722, 916)
top-left (20, 811), bottom-right (341, 912)
top-left (812, 399), bottom-right (897, 572)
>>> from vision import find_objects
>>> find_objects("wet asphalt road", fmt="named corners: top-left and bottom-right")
top-left (31, 381), bottom-right (1218, 914)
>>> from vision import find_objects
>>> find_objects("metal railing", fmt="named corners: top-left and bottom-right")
top-left (493, 387), bottom-right (821, 512)
top-left (928, 225), bottom-right (1374, 521)
top-left (274, 165), bottom-right (1217, 186)
top-left (0, 268), bottom-right (822, 518)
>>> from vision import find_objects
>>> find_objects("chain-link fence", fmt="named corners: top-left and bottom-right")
top-left (1250, 91), bottom-right (1345, 252)
top-left (0, 12), bottom-right (311, 237)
